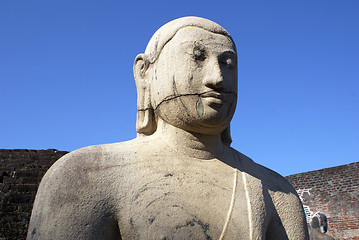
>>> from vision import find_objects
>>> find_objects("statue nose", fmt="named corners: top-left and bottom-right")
top-left (205, 76), bottom-right (224, 91)
top-left (204, 61), bottom-right (224, 91)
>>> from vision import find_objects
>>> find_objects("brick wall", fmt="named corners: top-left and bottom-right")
top-left (286, 162), bottom-right (359, 240)
top-left (0, 149), bottom-right (68, 240)
top-left (0, 149), bottom-right (358, 239)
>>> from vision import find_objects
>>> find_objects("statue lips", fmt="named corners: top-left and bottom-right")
top-left (200, 91), bottom-right (225, 108)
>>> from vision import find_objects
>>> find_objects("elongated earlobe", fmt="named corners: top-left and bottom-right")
top-left (133, 54), bottom-right (156, 135)
top-left (136, 108), bottom-right (155, 135)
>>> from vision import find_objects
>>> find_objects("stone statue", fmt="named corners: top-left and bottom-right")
top-left (309, 212), bottom-right (335, 240)
top-left (27, 17), bottom-right (309, 239)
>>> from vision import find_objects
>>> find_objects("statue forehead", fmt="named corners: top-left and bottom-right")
top-left (144, 16), bottom-right (234, 63)
top-left (167, 27), bottom-right (236, 50)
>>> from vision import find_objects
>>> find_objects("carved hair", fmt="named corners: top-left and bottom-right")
top-left (134, 16), bottom-right (235, 145)
top-left (144, 17), bottom-right (234, 64)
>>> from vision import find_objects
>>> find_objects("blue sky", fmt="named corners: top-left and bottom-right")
top-left (1, 1), bottom-right (358, 176)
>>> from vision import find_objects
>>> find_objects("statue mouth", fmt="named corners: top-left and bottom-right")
top-left (200, 91), bottom-right (224, 100)
top-left (154, 91), bottom-right (236, 111)
top-left (200, 91), bottom-right (225, 107)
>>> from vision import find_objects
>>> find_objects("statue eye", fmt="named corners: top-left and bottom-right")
top-left (221, 58), bottom-right (233, 69)
top-left (193, 46), bottom-right (206, 61)
top-left (226, 58), bottom-right (232, 68)
top-left (219, 51), bottom-right (236, 69)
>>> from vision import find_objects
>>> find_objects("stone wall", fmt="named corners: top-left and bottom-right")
top-left (0, 149), bottom-right (69, 240)
top-left (286, 162), bottom-right (359, 240)
top-left (0, 149), bottom-right (358, 239)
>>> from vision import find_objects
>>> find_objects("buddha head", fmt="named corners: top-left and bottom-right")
top-left (310, 212), bottom-right (329, 234)
top-left (133, 16), bottom-right (237, 145)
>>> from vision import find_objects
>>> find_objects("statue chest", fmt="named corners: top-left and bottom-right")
top-left (116, 158), bottom-right (251, 239)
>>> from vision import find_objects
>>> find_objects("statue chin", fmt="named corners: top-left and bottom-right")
top-left (155, 97), bottom-right (233, 135)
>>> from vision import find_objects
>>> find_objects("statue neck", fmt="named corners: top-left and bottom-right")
top-left (154, 118), bottom-right (225, 160)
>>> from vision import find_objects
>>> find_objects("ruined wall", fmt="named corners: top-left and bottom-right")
top-left (0, 149), bottom-right (358, 239)
top-left (286, 162), bottom-right (359, 240)
top-left (0, 149), bottom-right (69, 240)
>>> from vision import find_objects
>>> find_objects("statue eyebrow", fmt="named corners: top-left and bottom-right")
top-left (180, 40), bottom-right (205, 46)
top-left (180, 41), bottom-right (207, 55)
top-left (219, 50), bottom-right (237, 57)
top-left (180, 41), bottom-right (236, 58)
top-left (181, 40), bottom-right (235, 49)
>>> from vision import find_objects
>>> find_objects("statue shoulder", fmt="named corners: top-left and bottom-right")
top-left (232, 150), bottom-right (308, 239)
top-left (28, 139), bottom-right (142, 239)
top-left (233, 150), bottom-right (297, 194)
top-left (48, 139), bottom-right (140, 174)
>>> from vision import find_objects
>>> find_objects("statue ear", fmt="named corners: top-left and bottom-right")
top-left (133, 54), bottom-right (156, 135)
top-left (134, 54), bottom-right (149, 79)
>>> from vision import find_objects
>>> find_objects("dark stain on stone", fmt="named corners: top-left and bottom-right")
top-left (172, 75), bottom-right (177, 93)
top-left (175, 218), bottom-right (211, 240)
top-left (172, 76), bottom-right (191, 119)
top-left (31, 227), bottom-right (36, 236)
top-left (129, 218), bottom-right (134, 229)
top-left (193, 42), bottom-right (206, 62)
top-left (188, 76), bottom-right (193, 84)
top-left (148, 217), bottom-right (155, 225)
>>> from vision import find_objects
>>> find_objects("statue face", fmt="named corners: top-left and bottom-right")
top-left (151, 27), bottom-right (237, 135)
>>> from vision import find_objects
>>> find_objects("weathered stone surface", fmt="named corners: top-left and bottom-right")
top-left (1, 150), bottom-right (357, 239)
top-left (27, 17), bottom-right (309, 239)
